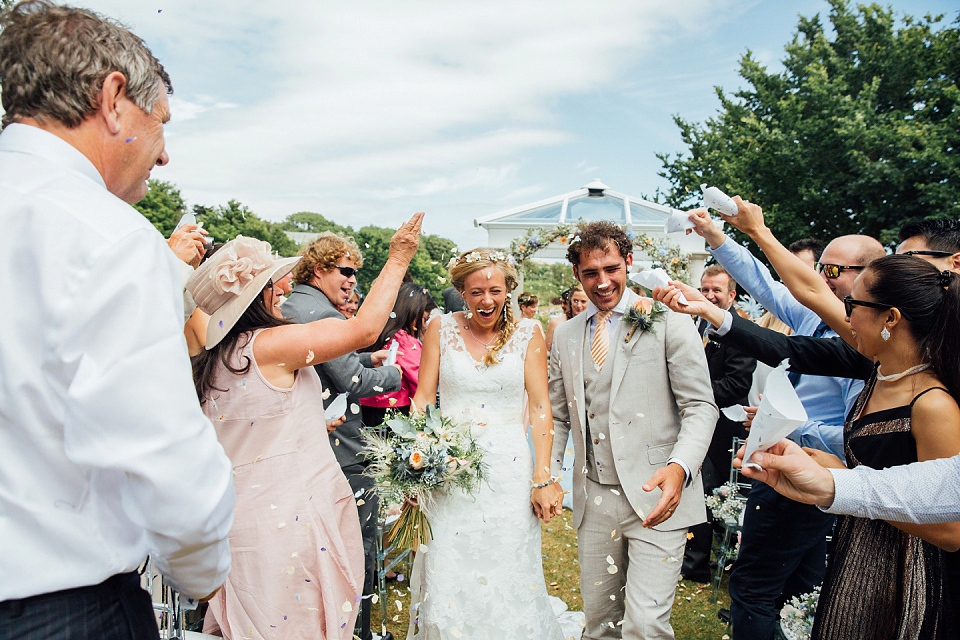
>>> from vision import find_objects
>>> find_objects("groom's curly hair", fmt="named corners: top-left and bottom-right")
top-left (566, 221), bottom-right (632, 266)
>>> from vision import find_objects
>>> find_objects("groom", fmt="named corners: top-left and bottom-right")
top-left (548, 222), bottom-right (717, 639)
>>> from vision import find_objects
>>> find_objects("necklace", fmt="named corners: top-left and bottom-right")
top-left (465, 320), bottom-right (496, 347)
top-left (876, 362), bottom-right (930, 382)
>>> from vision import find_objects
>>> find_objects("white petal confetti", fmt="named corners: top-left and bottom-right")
top-left (607, 565), bottom-right (619, 574)
top-left (395, 600), bottom-right (403, 611)
top-left (305, 350), bottom-right (315, 364)
top-left (278, 522), bottom-right (286, 529)
top-left (606, 555), bottom-right (615, 565)
top-left (373, 386), bottom-right (383, 392)
top-left (351, 375), bottom-right (360, 383)
top-left (285, 566), bottom-right (295, 575)
top-left (342, 601), bottom-right (352, 612)
top-left (594, 496), bottom-right (602, 505)
top-left (351, 403), bottom-right (360, 414)
top-left (322, 388), bottom-right (331, 400)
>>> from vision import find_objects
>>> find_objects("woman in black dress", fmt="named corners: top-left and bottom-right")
top-left (657, 254), bottom-right (960, 638)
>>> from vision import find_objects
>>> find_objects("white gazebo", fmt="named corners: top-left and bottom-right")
top-left (474, 179), bottom-right (710, 284)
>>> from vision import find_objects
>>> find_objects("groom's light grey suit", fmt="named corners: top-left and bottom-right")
top-left (549, 288), bottom-right (717, 639)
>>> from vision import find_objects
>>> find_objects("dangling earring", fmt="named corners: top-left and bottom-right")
top-left (880, 327), bottom-right (890, 341)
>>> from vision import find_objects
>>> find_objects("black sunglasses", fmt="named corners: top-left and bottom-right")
top-left (902, 250), bottom-right (955, 258)
top-left (816, 263), bottom-right (866, 279)
top-left (843, 295), bottom-right (893, 317)
top-left (335, 265), bottom-right (358, 278)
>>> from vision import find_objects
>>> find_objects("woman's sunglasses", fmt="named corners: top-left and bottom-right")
top-left (843, 295), bottom-right (893, 317)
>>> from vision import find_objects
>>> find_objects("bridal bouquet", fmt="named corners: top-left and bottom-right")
top-left (361, 405), bottom-right (486, 550)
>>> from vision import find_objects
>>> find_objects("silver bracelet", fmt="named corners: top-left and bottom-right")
top-left (532, 476), bottom-right (558, 489)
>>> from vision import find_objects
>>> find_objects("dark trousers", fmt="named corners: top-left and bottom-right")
top-left (682, 456), bottom-right (725, 581)
top-left (345, 469), bottom-right (378, 640)
top-left (729, 482), bottom-right (834, 640)
top-left (0, 572), bottom-right (159, 640)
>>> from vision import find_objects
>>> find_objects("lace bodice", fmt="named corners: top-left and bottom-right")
top-left (437, 315), bottom-right (537, 427)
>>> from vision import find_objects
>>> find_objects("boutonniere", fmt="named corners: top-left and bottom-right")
top-left (622, 298), bottom-right (667, 342)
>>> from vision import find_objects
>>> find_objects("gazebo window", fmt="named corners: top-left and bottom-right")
top-left (565, 194), bottom-right (625, 223)
top-left (499, 201), bottom-right (563, 222)
top-left (629, 201), bottom-right (669, 224)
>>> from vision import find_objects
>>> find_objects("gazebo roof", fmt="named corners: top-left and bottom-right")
top-left (474, 179), bottom-right (674, 229)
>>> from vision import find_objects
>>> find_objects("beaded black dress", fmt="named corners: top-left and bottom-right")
top-left (812, 375), bottom-right (956, 639)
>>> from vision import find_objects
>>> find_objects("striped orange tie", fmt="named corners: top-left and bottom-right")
top-left (591, 310), bottom-right (614, 370)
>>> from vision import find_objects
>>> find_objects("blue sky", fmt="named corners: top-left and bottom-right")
top-left (78, 0), bottom-right (958, 249)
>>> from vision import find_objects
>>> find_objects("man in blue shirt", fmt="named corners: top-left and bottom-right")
top-left (687, 208), bottom-right (884, 639)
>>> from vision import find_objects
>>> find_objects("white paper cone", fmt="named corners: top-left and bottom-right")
top-left (325, 392), bottom-right (349, 425)
top-left (700, 184), bottom-right (738, 216)
top-left (385, 340), bottom-right (400, 366)
top-left (665, 209), bottom-right (696, 234)
top-left (629, 269), bottom-right (689, 305)
top-left (742, 360), bottom-right (808, 469)
top-left (721, 405), bottom-right (749, 422)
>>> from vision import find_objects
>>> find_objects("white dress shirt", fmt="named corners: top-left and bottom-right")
top-left (826, 456), bottom-right (960, 523)
top-left (584, 295), bottom-right (692, 484)
top-left (0, 124), bottom-right (234, 600)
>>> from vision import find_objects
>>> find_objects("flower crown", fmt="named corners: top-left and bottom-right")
top-left (446, 249), bottom-right (515, 271)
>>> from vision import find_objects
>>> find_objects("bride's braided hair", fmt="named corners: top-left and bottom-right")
top-left (448, 248), bottom-right (518, 366)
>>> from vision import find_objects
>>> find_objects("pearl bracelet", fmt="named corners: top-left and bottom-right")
top-left (532, 476), bottom-right (558, 489)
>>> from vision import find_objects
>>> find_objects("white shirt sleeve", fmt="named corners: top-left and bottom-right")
top-left (825, 456), bottom-right (960, 524)
top-left (58, 228), bottom-right (234, 598)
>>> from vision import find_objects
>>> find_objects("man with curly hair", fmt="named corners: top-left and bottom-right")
top-left (282, 232), bottom-right (401, 640)
top-left (548, 221), bottom-right (717, 639)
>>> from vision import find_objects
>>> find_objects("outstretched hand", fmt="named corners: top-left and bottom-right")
top-left (641, 462), bottom-right (685, 528)
top-left (734, 439), bottom-right (837, 507)
top-left (684, 207), bottom-right (727, 249)
top-left (653, 281), bottom-right (727, 328)
top-left (715, 196), bottom-right (767, 238)
top-left (388, 212), bottom-right (425, 266)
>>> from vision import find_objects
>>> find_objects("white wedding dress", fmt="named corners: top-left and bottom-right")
top-left (408, 316), bottom-right (566, 640)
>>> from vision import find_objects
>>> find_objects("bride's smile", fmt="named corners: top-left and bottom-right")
top-left (463, 266), bottom-right (507, 331)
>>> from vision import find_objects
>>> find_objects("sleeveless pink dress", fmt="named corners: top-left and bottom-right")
top-left (202, 329), bottom-right (363, 639)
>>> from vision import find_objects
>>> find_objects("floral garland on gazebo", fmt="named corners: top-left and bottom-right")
top-left (508, 223), bottom-right (690, 283)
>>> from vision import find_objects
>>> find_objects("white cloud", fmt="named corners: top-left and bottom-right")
top-left (76, 0), bottom-right (760, 247)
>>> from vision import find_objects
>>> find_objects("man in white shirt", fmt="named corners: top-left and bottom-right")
top-left (0, 3), bottom-right (234, 638)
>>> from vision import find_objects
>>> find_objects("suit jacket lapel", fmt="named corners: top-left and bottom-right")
top-left (609, 289), bottom-right (640, 404)
top-left (569, 312), bottom-right (588, 437)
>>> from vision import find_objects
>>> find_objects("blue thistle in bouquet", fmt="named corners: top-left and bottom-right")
top-left (361, 405), bottom-right (486, 550)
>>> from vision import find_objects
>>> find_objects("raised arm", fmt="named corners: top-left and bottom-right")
top-left (716, 199), bottom-right (852, 344)
top-left (255, 212), bottom-right (423, 369)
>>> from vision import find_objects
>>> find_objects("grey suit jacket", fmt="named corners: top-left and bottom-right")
top-left (548, 289), bottom-right (717, 530)
top-left (281, 283), bottom-right (401, 470)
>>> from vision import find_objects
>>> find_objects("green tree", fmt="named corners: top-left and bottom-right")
top-left (280, 211), bottom-right (352, 236)
top-left (132, 179), bottom-right (188, 235)
top-left (658, 0), bottom-right (960, 247)
top-left (197, 200), bottom-right (300, 256)
top-left (521, 261), bottom-right (579, 303)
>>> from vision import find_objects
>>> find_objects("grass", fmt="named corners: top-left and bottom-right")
top-left (371, 508), bottom-right (733, 639)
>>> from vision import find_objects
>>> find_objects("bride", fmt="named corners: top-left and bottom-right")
top-left (408, 248), bottom-right (566, 639)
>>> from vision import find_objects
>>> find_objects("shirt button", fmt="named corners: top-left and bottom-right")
top-left (594, 439), bottom-right (600, 445)
top-left (589, 413), bottom-right (595, 419)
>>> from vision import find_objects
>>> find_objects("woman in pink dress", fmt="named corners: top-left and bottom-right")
top-left (186, 214), bottom-right (423, 640)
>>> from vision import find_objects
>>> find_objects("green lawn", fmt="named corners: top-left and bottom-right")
top-left (371, 508), bottom-right (733, 639)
